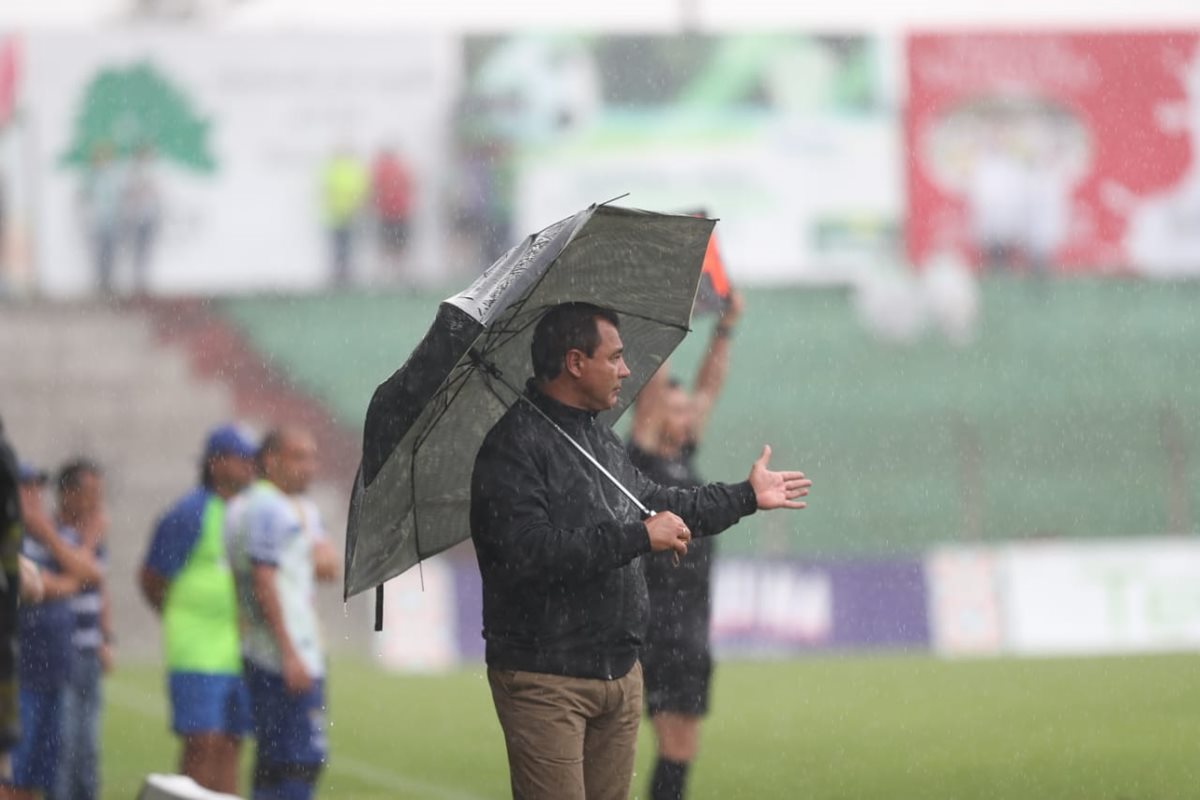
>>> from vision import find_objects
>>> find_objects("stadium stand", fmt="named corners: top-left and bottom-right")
top-left (217, 278), bottom-right (1200, 558)
top-left (0, 301), bottom-right (362, 659)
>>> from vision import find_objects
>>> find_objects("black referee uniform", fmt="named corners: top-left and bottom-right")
top-left (629, 440), bottom-right (715, 716)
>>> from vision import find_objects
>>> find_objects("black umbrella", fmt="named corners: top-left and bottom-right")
top-left (344, 203), bottom-right (715, 611)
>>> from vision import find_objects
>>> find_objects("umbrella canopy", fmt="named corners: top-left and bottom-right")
top-left (344, 204), bottom-right (715, 600)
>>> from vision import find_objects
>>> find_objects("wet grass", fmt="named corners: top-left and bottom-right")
top-left (102, 651), bottom-right (1200, 799)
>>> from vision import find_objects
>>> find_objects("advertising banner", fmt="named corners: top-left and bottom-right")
top-left (999, 538), bottom-right (1200, 656)
top-left (711, 557), bottom-right (930, 654)
top-left (380, 537), bottom-right (1200, 669)
top-left (926, 546), bottom-right (1005, 657)
top-left (0, 34), bottom-right (32, 294)
top-left (458, 34), bottom-right (900, 285)
top-left (907, 32), bottom-right (1200, 277)
top-left (0, 35), bottom-right (15, 127)
top-left (433, 555), bottom-right (931, 670)
top-left (374, 557), bottom-right (460, 673)
top-left (24, 31), bottom-right (458, 297)
top-left (928, 539), bottom-right (1200, 657)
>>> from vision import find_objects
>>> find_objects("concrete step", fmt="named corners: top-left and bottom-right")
top-left (0, 301), bottom-right (358, 661)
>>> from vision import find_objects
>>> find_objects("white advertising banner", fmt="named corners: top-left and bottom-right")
top-left (24, 31), bottom-right (459, 296)
top-left (517, 117), bottom-right (899, 285)
top-left (373, 557), bottom-right (459, 673)
top-left (1000, 538), bottom-right (1200, 656)
top-left (930, 538), bottom-right (1200, 657)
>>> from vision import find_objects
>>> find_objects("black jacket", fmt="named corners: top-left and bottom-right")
top-left (470, 383), bottom-right (757, 680)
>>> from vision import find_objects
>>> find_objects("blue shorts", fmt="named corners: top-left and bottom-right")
top-left (169, 672), bottom-right (253, 737)
top-left (243, 660), bottom-right (327, 767)
top-left (8, 687), bottom-right (63, 791)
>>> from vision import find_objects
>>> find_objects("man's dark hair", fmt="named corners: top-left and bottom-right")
top-left (531, 303), bottom-right (620, 382)
top-left (57, 458), bottom-right (101, 496)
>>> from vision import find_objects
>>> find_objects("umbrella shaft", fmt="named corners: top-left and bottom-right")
top-left (515, 392), bottom-right (653, 518)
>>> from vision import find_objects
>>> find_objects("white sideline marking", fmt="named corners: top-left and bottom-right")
top-left (106, 680), bottom-right (491, 800)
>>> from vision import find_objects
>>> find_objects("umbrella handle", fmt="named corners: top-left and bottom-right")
top-left (645, 509), bottom-right (680, 568)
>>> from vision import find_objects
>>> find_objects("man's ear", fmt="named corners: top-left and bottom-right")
top-left (564, 349), bottom-right (584, 378)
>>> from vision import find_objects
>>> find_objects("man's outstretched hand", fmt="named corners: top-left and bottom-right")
top-left (749, 445), bottom-right (811, 510)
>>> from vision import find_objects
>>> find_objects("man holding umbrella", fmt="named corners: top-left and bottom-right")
top-left (471, 301), bottom-right (811, 800)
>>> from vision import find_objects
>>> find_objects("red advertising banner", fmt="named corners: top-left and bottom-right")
top-left (0, 37), bottom-right (17, 127)
top-left (906, 32), bottom-right (1200, 277)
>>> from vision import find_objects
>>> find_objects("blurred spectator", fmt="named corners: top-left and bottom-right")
top-left (921, 249), bottom-right (980, 347)
top-left (853, 266), bottom-right (927, 345)
top-left (0, 420), bottom-right (21, 782)
top-left (1, 462), bottom-right (99, 800)
top-left (52, 460), bottom-right (111, 800)
top-left (1024, 146), bottom-right (1071, 278)
top-left (370, 147), bottom-right (415, 282)
top-left (320, 148), bottom-right (369, 288)
top-left (225, 427), bottom-right (337, 800)
top-left (966, 135), bottom-right (1026, 272)
top-left (0, 423), bottom-right (40, 610)
top-left (124, 145), bottom-right (163, 296)
top-left (78, 144), bottom-right (124, 296)
top-left (0, 172), bottom-right (7, 288)
top-left (139, 425), bottom-right (256, 796)
top-left (452, 98), bottom-right (514, 266)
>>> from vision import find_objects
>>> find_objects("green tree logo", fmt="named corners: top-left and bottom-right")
top-left (60, 60), bottom-right (216, 172)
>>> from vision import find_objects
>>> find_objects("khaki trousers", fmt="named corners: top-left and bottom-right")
top-left (487, 662), bottom-right (643, 800)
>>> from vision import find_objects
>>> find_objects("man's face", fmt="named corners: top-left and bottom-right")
top-left (266, 432), bottom-right (318, 495)
top-left (60, 471), bottom-right (102, 522)
top-left (212, 453), bottom-right (255, 492)
top-left (571, 318), bottom-right (632, 412)
top-left (661, 385), bottom-right (695, 446)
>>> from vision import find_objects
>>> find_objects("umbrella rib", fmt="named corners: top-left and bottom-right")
top-left (479, 301), bottom-right (691, 369)
top-left (484, 304), bottom-right (690, 362)
top-left (607, 307), bottom-right (692, 332)
top-left (404, 360), bottom-right (482, 574)
top-left (477, 309), bottom-right (544, 361)
top-left (408, 432), bottom-right (423, 590)
top-left (413, 366), bottom-right (474, 454)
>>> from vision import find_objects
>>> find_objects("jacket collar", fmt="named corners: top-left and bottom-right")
top-left (525, 378), bottom-right (598, 428)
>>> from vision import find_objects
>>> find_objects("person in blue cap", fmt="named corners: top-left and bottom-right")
top-left (139, 424), bottom-right (257, 796)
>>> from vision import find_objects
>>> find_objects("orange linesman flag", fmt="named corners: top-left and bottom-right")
top-left (694, 227), bottom-right (733, 315)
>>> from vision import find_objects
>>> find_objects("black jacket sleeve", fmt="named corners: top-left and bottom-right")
top-left (633, 466), bottom-right (758, 538)
top-left (472, 435), bottom-right (650, 585)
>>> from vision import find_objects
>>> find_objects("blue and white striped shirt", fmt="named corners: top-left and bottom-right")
top-left (59, 524), bottom-right (106, 651)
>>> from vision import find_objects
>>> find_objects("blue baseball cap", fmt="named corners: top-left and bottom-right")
top-left (18, 462), bottom-right (49, 485)
top-left (204, 424), bottom-right (257, 460)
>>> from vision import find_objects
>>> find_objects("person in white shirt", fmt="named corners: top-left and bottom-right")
top-left (225, 427), bottom-right (338, 800)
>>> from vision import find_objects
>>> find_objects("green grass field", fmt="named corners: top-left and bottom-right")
top-left (101, 653), bottom-right (1200, 799)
